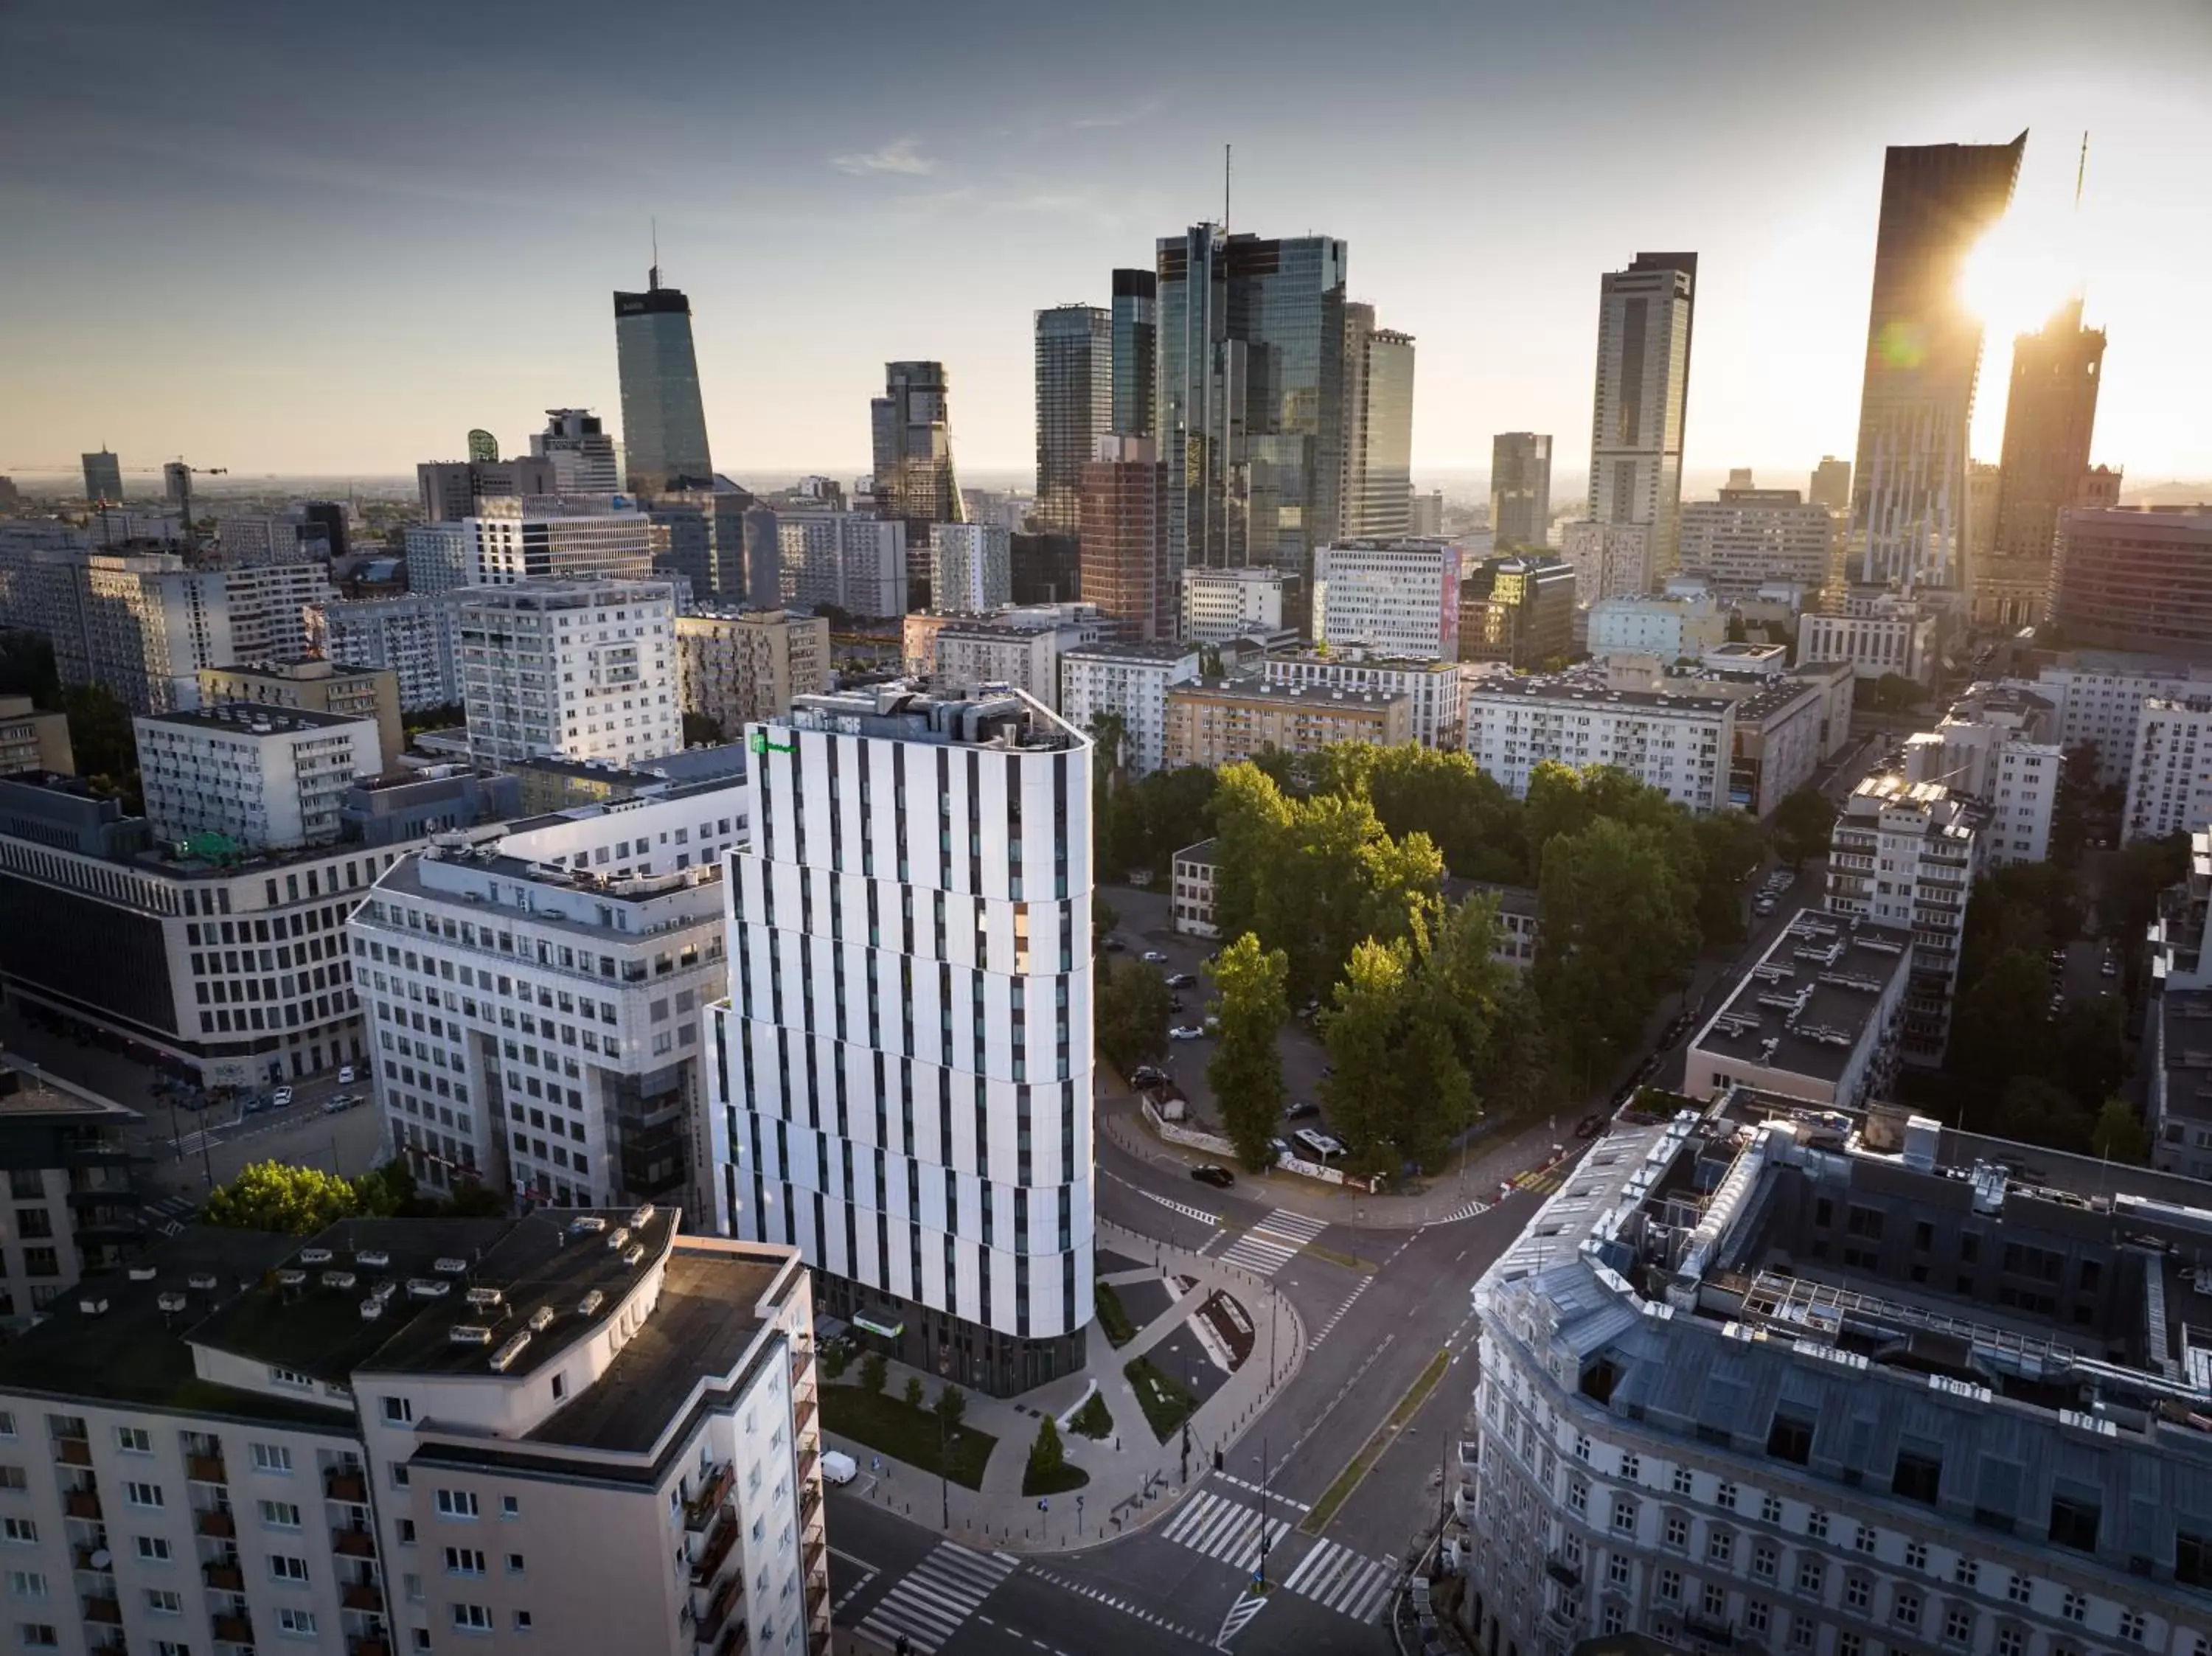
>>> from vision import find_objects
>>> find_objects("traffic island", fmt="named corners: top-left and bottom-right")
top-left (1122, 1354), bottom-right (1200, 1442)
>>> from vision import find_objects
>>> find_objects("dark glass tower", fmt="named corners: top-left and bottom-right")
top-left (871, 361), bottom-right (963, 608)
top-left (1034, 305), bottom-right (1111, 535)
top-left (1983, 296), bottom-right (2104, 627)
top-left (613, 268), bottom-right (714, 498)
top-left (1110, 268), bottom-right (1156, 439)
top-left (1153, 226), bottom-right (1347, 628)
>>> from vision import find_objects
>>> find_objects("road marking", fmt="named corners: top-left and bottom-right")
top-left (1023, 1566), bottom-right (1216, 1646)
top-left (1215, 1208), bottom-right (1327, 1276)
top-left (1214, 1591), bottom-right (1268, 1646)
top-left (1207, 1472), bottom-right (1309, 1512)
top-left (1510, 1165), bottom-right (1568, 1195)
top-left (1161, 1490), bottom-right (1293, 1574)
top-left (1141, 1189), bottom-right (1221, 1226)
top-left (828, 1547), bottom-right (879, 1614)
top-left (1279, 1537), bottom-right (1397, 1621)
top-left (1307, 1278), bottom-right (1370, 1351)
top-left (1281, 1334), bottom-right (1395, 1467)
top-left (855, 1541), bottom-right (1018, 1655)
top-left (1434, 1197), bottom-right (1492, 1222)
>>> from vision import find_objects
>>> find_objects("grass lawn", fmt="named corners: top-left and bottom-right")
top-left (1022, 1461), bottom-right (1090, 1497)
top-left (820, 1385), bottom-right (998, 1489)
top-left (1096, 1279), bottom-right (1136, 1346)
top-left (1123, 1354), bottom-right (1198, 1443)
top-left (1068, 1391), bottom-right (1113, 1440)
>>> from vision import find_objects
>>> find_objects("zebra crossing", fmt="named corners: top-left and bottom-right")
top-left (1160, 1489), bottom-right (1293, 1575)
top-left (1434, 1196), bottom-right (1492, 1223)
top-left (145, 1194), bottom-right (198, 1238)
top-left (855, 1541), bottom-right (1018, 1655)
top-left (1141, 1188), bottom-right (1220, 1226)
top-left (1279, 1536), bottom-right (1397, 1622)
top-left (1307, 1277), bottom-right (1370, 1351)
top-left (1216, 1208), bottom-right (1327, 1276)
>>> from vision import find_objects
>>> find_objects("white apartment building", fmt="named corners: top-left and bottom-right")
top-left (1058, 640), bottom-right (1201, 777)
top-left (1676, 489), bottom-right (1837, 598)
top-left (929, 523), bottom-right (1012, 613)
top-left (2026, 652), bottom-right (2212, 787)
top-left (2124, 697), bottom-right (2212, 845)
top-left (708, 684), bottom-right (1096, 1396)
top-left (1312, 537), bottom-right (1463, 659)
top-left (462, 499), bottom-right (655, 588)
top-left (403, 523), bottom-right (471, 596)
top-left (774, 512), bottom-right (906, 618)
top-left (349, 784), bottom-right (742, 1208)
top-left (1796, 602), bottom-right (1939, 686)
top-left (1902, 692), bottom-right (2061, 866)
top-left (1262, 650), bottom-right (1467, 750)
top-left (223, 561), bottom-right (340, 665)
top-left (0, 1054), bottom-right (143, 1328)
top-left (0, 773), bottom-right (417, 1086)
top-left (1585, 593), bottom-right (1730, 661)
top-left (1825, 772), bottom-right (1981, 1061)
top-left (25, 552), bottom-right (234, 714)
top-left (906, 606), bottom-right (1105, 714)
top-left (1464, 677), bottom-right (1733, 813)
top-left (310, 594), bottom-right (462, 713)
top-left (1169, 838), bottom-right (1219, 939)
top-left (136, 706), bottom-right (378, 852)
top-left (1181, 566), bottom-right (1293, 644)
top-left (0, 1211), bottom-right (830, 1656)
top-left (213, 514), bottom-right (326, 566)
top-left (456, 580), bottom-right (679, 770)
top-left (1559, 520), bottom-right (1652, 606)
top-left (675, 609), bottom-right (832, 739)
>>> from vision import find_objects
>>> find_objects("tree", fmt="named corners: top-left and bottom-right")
top-left (2091, 1098), bottom-right (2150, 1163)
top-left (58, 682), bottom-right (139, 812)
top-left (202, 1161), bottom-right (362, 1235)
top-left (1026, 1415), bottom-right (1065, 1482)
top-left (681, 712), bottom-right (723, 747)
top-left (1534, 817), bottom-right (1698, 1090)
top-left (354, 1161), bottom-right (419, 1216)
top-left (933, 1385), bottom-right (967, 1437)
top-left (1096, 958), bottom-right (1171, 1078)
top-left (1992, 1074), bottom-right (2093, 1154)
top-left (818, 1341), bottom-right (851, 1382)
top-left (902, 1376), bottom-right (925, 1410)
top-left (1206, 932), bottom-right (1290, 1170)
top-left (444, 1180), bottom-right (507, 1218)
top-left (1773, 787), bottom-right (1837, 867)
top-left (859, 1351), bottom-right (888, 1396)
top-left (1690, 810), bottom-right (1764, 944)
top-left (0, 631), bottom-right (58, 704)
top-left (1871, 673), bottom-right (1924, 714)
top-left (1947, 949), bottom-right (2055, 1111)
top-left (1318, 939), bottom-right (1408, 1166)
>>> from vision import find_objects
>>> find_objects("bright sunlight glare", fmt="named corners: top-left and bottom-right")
top-left (1960, 201), bottom-right (2082, 343)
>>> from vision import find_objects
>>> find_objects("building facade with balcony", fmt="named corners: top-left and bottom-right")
top-left (0, 1211), bottom-right (828, 1656)
top-left (1260, 651), bottom-right (1465, 751)
top-left (0, 1055), bottom-right (145, 1330)
top-left (1164, 679), bottom-right (1413, 770)
top-left (1823, 773), bottom-right (1981, 1063)
top-left (1464, 677), bottom-right (1734, 814)
top-left (456, 580), bottom-right (679, 772)
top-left (1058, 641), bottom-right (1201, 779)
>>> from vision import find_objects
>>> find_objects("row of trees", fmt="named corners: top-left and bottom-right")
top-left (202, 1159), bottom-right (506, 1234)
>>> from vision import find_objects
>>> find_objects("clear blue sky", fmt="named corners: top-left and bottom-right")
top-left (4, 0), bottom-right (2207, 487)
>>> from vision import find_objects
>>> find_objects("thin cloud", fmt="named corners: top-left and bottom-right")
top-left (830, 136), bottom-right (936, 178)
top-left (1068, 97), bottom-right (1161, 131)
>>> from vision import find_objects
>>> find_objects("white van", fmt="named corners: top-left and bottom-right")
top-left (1293, 1127), bottom-right (1346, 1160)
top-left (819, 1450), bottom-right (858, 1486)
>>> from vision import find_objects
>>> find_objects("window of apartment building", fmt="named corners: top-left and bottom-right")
top-left (1805, 1508), bottom-right (1829, 1540)
top-left (382, 1396), bottom-right (414, 1424)
top-left (0, 1521), bottom-right (32, 1545)
top-left (278, 1607), bottom-right (317, 1635)
top-left (1759, 1493), bottom-right (1781, 1525)
top-left (1795, 1557), bottom-right (1823, 1595)
top-left (2006, 1572), bottom-right (2033, 1604)
top-left (5, 1573), bottom-right (45, 1600)
top-left (1655, 1568), bottom-right (1680, 1604)
top-left (1662, 1514), bottom-right (1688, 1550)
top-left (260, 1500), bottom-right (301, 1528)
top-left (1750, 1541), bottom-right (1775, 1582)
top-left (251, 1442), bottom-right (293, 1473)
top-left (444, 1548), bottom-right (485, 1575)
top-left (269, 1555), bottom-right (309, 1583)
top-left (1606, 1554), bottom-right (1630, 1588)
top-left (145, 1589), bottom-right (183, 1614)
top-left (1942, 1606), bottom-right (1974, 1644)
top-left (1610, 1495), bottom-right (1635, 1534)
top-left (123, 1482), bottom-right (163, 1509)
top-left (114, 1426), bottom-right (150, 1454)
top-left (436, 1490), bottom-right (479, 1519)
top-left (452, 1604), bottom-right (493, 1632)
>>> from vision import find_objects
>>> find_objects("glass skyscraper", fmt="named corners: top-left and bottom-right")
top-left (613, 268), bottom-right (714, 498)
top-left (1110, 268), bottom-right (1156, 439)
top-left (1154, 225), bottom-right (1347, 627)
top-left (1341, 303), bottom-right (1415, 538)
top-left (1034, 305), bottom-right (1111, 535)
top-left (872, 361), bottom-right (963, 608)
top-left (1587, 251), bottom-right (1697, 584)
top-left (1848, 133), bottom-right (2026, 591)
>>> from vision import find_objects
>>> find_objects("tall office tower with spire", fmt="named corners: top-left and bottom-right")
top-left (872, 361), bottom-right (964, 608)
top-left (1155, 225), bottom-right (1348, 630)
top-left (613, 265), bottom-right (714, 497)
top-left (1034, 305), bottom-right (1112, 535)
top-left (1341, 305), bottom-right (1415, 538)
top-left (80, 450), bottom-right (122, 507)
top-left (1848, 133), bottom-right (2026, 594)
top-left (1491, 433), bottom-right (1554, 550)
top-left (1109, 268), bottom-right (1156, 438)
top-left (1587, 253), bottom-right (1697, 584)
top-left (1977, 296), bottom-right (2107, 627)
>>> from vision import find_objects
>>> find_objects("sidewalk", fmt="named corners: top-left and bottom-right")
top-left (824, 1217), bottom-right (1305, 1556)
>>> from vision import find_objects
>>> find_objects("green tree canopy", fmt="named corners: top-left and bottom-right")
top-left (203, 1161), bottom-right (365, 1235)
top-left (1095, 958), bottom-right (1171, 1079)
top-left (1772, 787), bottom-right (1837, 867)
top-left (2091, 1098), bottom-right (2150, 1163)
top-left (1206, 932), bottom-right (1291, 1170)
top-left (1534, 816), bottom-right (1699, 1090)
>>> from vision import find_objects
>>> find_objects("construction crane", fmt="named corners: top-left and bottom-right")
top-left (163, 459), bottom-right (229, 553)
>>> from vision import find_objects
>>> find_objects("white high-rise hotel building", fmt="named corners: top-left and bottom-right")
top-left (709, 684), bottom-right (1095, 1396)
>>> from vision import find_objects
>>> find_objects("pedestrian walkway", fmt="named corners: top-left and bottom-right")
top-left (146, 1194), bottom-right (197, 1236)
top-left (1140, 1188), bottom-right (1219, 1226)
top-left (1159, 1489), bottom-right (1293, 1575)
top-left (1432, 1197), bottom-right (1492, 1223)
top-left (1306, 1278), bottom-right (1370, 1351)
top-left (1279, 1537), bottom-right (1397, 1622)
top-left (1216, 1208), bottom-right (1327, 1276)
top-left (855, 1542), bottom-right (1018, 1654)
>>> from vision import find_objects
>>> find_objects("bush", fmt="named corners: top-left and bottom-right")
top-left (1067, 1391), bottom-right (1113, 1440)
top-left (860, 1351), bottom-right (888, 1395)
top-left (1122, 1354), bottom-right (1199, 1443)
top-left (902, 1376), bottom-right (925, 1410)
top-left (1021, 1416), bottom-right (1088, 1497)
top-left (1095, 1280), bottom-right (1136, 1347)
top-left (818, 1342), bottom-right (850, 1382)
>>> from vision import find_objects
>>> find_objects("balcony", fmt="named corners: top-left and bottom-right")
top-left (55, 1437), bottom-right (91, 1467)
top-left (793, 1393), bottom-right (818, 1436)
top-left (1683, 1610), bottom-right (1739, 1643)
top-left (712, 1625), bottom-right (748, 1656)
top-left (197, 1508), bottom-right (237, 1539)
top-left (64, 1489), bottom-right (102, 1521)
top-left (696, 1571), bottom-right (743, 1639)
top-left (349, 1641), bottom-right (393, 1656)
top-left (72, 1545), bottom-right (112, 1574)
top-left (803, 1534), bottom-right (825, 1579)
top-left (188, 1453), bottom-right (227, 1483)
top-left (684, 1463), bottom-right (734, 1531)
top-left (204, 1561), bottom-right (246, 1591)
top-left (689, 1506), bottom-right (737, 1586)
top-left (326, 1466), bottom-right (369, 1503)
top-left (794, 1447), bottom-right (818, 1487)
top-left (84, 1593), bottom-right (122, 1624)
top-left (333, 1525), bottom-right (378, 1558)
top-left (1545, 1553), bottom-right (1582, 1588)
top-left (213, 1612), bottom-right (255, 1645)
top-left (342, 1581), bottom-right (384, 1612)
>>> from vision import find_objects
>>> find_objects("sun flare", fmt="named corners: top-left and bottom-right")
top-left (1960, 208), bottom-right (2081, 342)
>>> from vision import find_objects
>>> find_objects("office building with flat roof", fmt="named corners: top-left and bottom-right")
top-left (136, 704), bottom-right (378, 852)
top-left (1589, 254), bottom-right (1697, 580)
top-left (1034, 304), bottom-right (1112, 535)
top-left (614, 271), bottom-right (714, 494)
top-left (198, 659), bottom-right (403, 776)
top-left (1491, 434), bottom-right (1554, 552)
top-left (1464, 675), bottom-right (1734, 813)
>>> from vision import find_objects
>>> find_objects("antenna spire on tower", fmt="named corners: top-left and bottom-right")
top-left (650, 218), bottom-right (661, 291)
top-left (1223, 144), bottom-right (1231, 231)
top-left (2074, 131), bottom-right (2089, 209)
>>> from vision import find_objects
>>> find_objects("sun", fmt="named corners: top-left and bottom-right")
top-left (1959, 207), bottom-right (2080, 342)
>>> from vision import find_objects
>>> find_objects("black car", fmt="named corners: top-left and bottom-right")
top-left (1130, 1065), bottom-right (1166, 1090)
top-left (1281, 1100), bottom-right (1318, 1121)
top-left (1102, 937), bottom-right (1127, 953)
top-left (1190, 1164), bottom-right (1236, 1189)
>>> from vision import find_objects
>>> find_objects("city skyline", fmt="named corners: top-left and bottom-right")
top-left (4, 1), bottom-right (2210, 488)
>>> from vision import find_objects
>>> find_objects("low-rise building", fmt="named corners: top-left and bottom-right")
top-left (0, 1053), bottom-right (144, 1327)
top-left (338, 766), bottom-right (521, 847)
top-left (2124, 697), bottom-right (2212, 845)
top-left (1796, 592), bottom-right (1940, 685)
top-left (1181, 566), bottom-right (1296, 645)
top-left (1586, 592), bottom-right (1730, 662)
top-left (674, 608), bottom-right (832, 740)
top-left (1058, 640), bottom-right (1201, 777)
top-left (0, 1212), bottom-right (829, 1656)
top-left (1681, 908), bottom-right (1910, 1107)
top-left (1164, 679), bottom-right (1412, 769)
top-left (1170, 838), bottom-right (1220, 939)
top-left (348, 782), bottom-right (743, 1208)
top-left (1262, 650), bottom-right (1464, 749)
top-left (1463, 675), bottom-right (1734, 813)
top-left (198, 658), bottom-right (405, 776)
top-left (1902, 684), bottom-right (2060, 865)
top-left (1460, 880), bottom-right (1541, 969)
top-left (136, 705), bottom-right (380, 852)
top-left (0, 695), bottom-right (71, 776)
top-left (310, 594), bottom-right (463, 714)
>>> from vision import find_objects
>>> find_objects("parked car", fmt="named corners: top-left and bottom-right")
top-left (1293, 1127), bottom-right (1346, 1160)
top-left (1574, 1113), bottom-right (1607, 1139)
top-left (2101, 958), bottom-right (2118, 978)
top-left (1168, 1025), bottom-right (1207, 1042)
top-left (1165, 973), bottom-right (1197, 989)
top-left (270, 1087), bottom-right (295, 1109)
top-left (338, 1065), bottom-right (355, 1085)
top-left (1102, 937), bottom-right (1127, 953)
top-left (1190, 1164), bottom-right (1236, 1189)
top-left (1281, 1100), bottom-right (1318, 1121)
top-left (1268, 1136), bottom-right (1291, 1164)
top-left (1142, 950), bottom-right (1169, 964)
top-left (1130, 1065), bottom-right (1167, 1090)
top-left (820, 1450), bottom-right (859, 1486)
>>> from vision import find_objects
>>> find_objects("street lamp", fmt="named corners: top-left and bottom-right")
top-left (1251, 1436), bottom-right (1272, 1592)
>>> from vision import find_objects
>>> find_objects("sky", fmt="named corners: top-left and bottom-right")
top-left (4, 0), bottom-right (2209, 492)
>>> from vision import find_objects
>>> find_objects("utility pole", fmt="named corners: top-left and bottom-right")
top-left (1255, 1435), bottom-right (1271, 1592)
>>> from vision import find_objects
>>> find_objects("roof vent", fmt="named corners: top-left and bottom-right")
top-left (187, 1272), bottom-right (218, 1292)
top-left (628, 1204), bottom-right (657, 1229)
top-left (489, 1332), bottom-right (532, 1373)
top-left (78, 1296), bottom-right (109, 1317)
top-left (359, 1295), bottom-right (387, 1322)
top-left (355, 1249), bottom-right (390, 1269)
top-left (299, 1248), bottom-right (333, 1266)
top-left (607, 1227), bottom-right (631, 1251)
top-left (576, 1288), bottom-right (605, 1317)
top-left (568, 1217), bottom-right (608, 1236)
top-left (156, 1292), bottom-right (188, 1314)
top-left (622, 1243), bottom-right (646, 1267)
top-left (407, 1278), bottom-right (452, 1299)
top-left (433, 1256), bottom-right (468, 1276)
top-left (321, 1270), bottom-right (357, 1291)
top-left (527, 1304), bottom-right (557, 1333)
top-left (448, 1324), bottom-right (494, 1346)
top-left (128, 1265), bottom-right (158, 1282)
top-left (275, 1269), bottom-right (307, 1287)
top-left (465, 1286), bottom-right (504, 1309)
